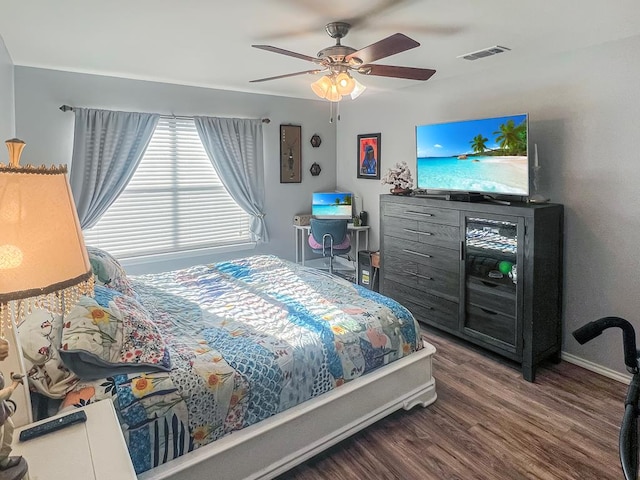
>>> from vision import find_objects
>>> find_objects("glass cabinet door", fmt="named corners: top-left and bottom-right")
top-left (463, 216), bottom-right (521, 350)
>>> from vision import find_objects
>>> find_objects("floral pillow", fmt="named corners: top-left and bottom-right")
top-left (18, 308), bottom-right (79, 399)
top-left (59, 286), bottom-right (171, 380)
top-left (86, 246), bottom-right (137, 298)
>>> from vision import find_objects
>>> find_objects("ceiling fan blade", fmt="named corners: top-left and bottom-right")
top-left (257, 27), bottom-right (319, 42)
top-left (342, 0), bottom-right (418, 29)
top-left (381, 24), bottom-right (466, 36)
top-left (263, 0), bottom-right (417, 30)
top-left (250, 69), bottom-right (323, 83)
top-left (252, 45), bottom-right (321, 64)
top-left (360, 64), bottom-right (436, 81)
top-left (346, 33), bottom-right (419, 65)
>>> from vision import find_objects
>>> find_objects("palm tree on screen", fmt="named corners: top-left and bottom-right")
top-left (470, 134), bottom-right (489, 153)
top-left (494, 120), bottom-right (522, 153)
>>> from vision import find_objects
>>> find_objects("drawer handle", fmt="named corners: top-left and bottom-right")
top-left (405, 210), bottom-right (433, 217)
top-left (480, 307), bottom-right (498, 315)
top-left (408, 300), bottom-right (433, 310)
top-left (408, 272), bottom-right (433, 281)
top-left (403, 249), bottom-right (432, 259)
top-left (402, 228), bottom-right (433, 236)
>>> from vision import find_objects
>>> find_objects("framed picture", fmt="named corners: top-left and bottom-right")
top-left (357, 133), bottom-right (381, 179)
top-left (280, 124), bottom-right (302, 183)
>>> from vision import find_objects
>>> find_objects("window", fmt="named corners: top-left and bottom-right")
top-left (83, 117), bottom-right (251, 259)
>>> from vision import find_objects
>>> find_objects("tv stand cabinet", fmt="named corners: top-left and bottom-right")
top-left (380, 195), bottom-right (563, 381)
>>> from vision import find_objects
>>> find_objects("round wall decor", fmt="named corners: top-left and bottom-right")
top-left (309, 162), bottom-right (322, 176)
top-left (310, 134), bottom-right (321, 148)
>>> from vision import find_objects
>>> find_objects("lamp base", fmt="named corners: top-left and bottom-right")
top-left (0, 457), bottom-right (27, 480)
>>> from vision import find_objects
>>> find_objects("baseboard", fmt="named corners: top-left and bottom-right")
top-left (561, 351), bottom-right (631, 385)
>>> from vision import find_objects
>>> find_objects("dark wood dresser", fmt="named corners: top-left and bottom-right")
top-left (380, 194), bottom-right (564, 381)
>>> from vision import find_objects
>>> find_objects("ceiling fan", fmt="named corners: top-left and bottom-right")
top-left (250, 22), bottom-right (436, 101)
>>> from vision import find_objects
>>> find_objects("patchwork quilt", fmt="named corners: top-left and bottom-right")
top-left (60, 255), bottom-right (422, 474)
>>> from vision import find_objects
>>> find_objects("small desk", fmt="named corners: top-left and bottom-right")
top-left (294, 223), bottom-right (370, 265)
top-left (294, 223), bottom-right (370, 280)
top-left (12, 400), bottom-right (136, 480)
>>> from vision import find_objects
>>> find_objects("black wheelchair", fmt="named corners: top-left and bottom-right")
top-left (573, 317), bottom-right (640, 480)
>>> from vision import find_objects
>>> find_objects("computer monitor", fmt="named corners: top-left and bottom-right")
top-left (311, 192), bottom-right (353, 219)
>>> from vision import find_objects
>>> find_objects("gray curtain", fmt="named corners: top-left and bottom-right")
top-left (69, 108), bottom-right (160, 229)
top-left (194, 116), bottom-right (268, 242)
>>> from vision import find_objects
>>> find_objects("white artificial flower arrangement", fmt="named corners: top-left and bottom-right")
top-left (381, 161), bottom-right (414, 189)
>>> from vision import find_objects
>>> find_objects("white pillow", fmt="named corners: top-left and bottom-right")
top-left (18, 308), bottom-right (79, 399)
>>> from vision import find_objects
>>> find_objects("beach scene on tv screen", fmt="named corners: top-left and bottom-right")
top-left (312, 192), bottom-right (352, 217)
top-left (416, 114), bottom-right (528, 195)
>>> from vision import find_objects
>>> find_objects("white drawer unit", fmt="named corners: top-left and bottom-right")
top-left (12, 400), bottom-right (136, 480)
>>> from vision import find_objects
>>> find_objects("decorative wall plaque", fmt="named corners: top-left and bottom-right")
top-left (280, 124), bottom-right (301, 183)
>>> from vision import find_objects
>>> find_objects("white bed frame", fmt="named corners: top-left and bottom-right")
top-left (9, 322), bottom-right (436, 480)
top-left (140, 341), bottom-right (436, 480)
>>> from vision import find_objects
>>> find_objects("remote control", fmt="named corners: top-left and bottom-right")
top-left (19, 410), bottom-right (87, 442)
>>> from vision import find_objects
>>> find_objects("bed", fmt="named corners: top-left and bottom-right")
top-left (17, 251), bottom-right (437, 480)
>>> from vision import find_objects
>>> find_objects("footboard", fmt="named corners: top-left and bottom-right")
top-left (140, 341), bottom-right (437, 480)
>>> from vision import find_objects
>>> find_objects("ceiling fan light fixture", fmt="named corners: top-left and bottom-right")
top-left (335, 72), bottom-right (356, 96)
top-left (252, 23), bottom-right (436, 102)
top-left (325, 83), bottom-right (342, 102)
top-left (350, 78), bottom-right (367, 100)
top-left (311, 75), bottom-right (333, 99)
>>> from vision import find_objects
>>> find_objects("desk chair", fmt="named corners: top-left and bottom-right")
top-left (308, 218), bottom-right (351, 274)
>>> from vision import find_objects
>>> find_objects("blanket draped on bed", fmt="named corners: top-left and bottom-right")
top-left (61, 255), bottom-right (422, 474)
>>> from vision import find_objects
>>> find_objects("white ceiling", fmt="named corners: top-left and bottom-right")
top-left (1, 0), bottom-right (640, 101)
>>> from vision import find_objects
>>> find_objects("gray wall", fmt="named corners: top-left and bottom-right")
top-left (14, 67), bottom-right (336, 273)
top-left (0, 34), bottom-right (14, 139)
top-left (12, 35), bottom-right (640, 376)
top-left (336, 35), bottom-right (640, 376)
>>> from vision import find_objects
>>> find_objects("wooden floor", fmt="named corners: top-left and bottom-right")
top-left (278, 329), bottom-right (627, 480)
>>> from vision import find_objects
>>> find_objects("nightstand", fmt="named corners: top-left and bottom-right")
top-left (12, 400), bottom-right (136, 479)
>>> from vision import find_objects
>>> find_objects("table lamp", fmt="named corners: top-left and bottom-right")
top-left (0, 138), bottom-right (94, 478)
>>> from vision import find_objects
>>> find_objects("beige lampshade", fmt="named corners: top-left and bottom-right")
top-left (0, 142), bottom-right (93, 331)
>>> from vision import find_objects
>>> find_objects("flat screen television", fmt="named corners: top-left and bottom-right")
top-left (416, 113), bottom-right (529, 197)
top-left (312, 192), bottom-right (353, 219)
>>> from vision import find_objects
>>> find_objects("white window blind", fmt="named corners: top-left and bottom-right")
top-left (83, 117), bottom-right (251, 259)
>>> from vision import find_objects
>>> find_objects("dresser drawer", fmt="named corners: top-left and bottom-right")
top-left (384, 256), bottom-right (459, 301)
top-left (383, 215), bottom-right (460, 248)
top-left (384, 236), bottom-right (460, 273)
top-left (383, 202), bottom-right (459, 226)
top-left (464, 303), bottom-right (516, 348)
top-left (384, 279), bottom-right (459, 331)
top-left (466, 277), bottom-right (516, 317)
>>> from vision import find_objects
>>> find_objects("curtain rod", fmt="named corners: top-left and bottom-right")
top-left (59, 105), bottom-right (271, 123)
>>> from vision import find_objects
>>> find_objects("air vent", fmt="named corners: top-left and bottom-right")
top-left (458, 45), bottom-right (511, 61)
